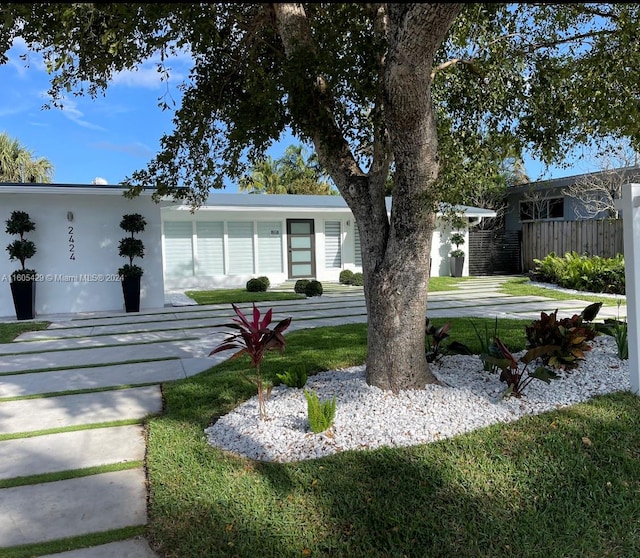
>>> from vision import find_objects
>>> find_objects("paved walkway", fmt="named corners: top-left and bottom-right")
top-left (0, 276), bottom-right (627, 556)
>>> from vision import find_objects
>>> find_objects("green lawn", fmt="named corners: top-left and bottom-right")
top-left (0, 321), bottom-right (50, 343)
top-left (145, 318), bottom-right (639, 558)
top-left (184, 275), bottom-right (623, 306)
top-left (184, 277), bottom-right (469, 305)
top-left (185, 289), bottom-right (305, 305)
top-left (499, 276), bottom-right (623, 306)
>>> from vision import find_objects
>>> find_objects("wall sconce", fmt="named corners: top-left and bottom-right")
top-left (346, 220), bottom-right (351, 226)
top-left (67, 211), bottom-right (74, 222)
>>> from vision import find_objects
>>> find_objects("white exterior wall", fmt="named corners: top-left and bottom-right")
top-left (0, 188), bottom-right (164, 317)
top-left (0, 187), bottom-right (485, 318)
top-left (434, 219), bottom-right (471, 277)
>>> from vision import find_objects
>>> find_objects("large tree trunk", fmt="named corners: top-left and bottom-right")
top-left (273, 3), bottom-right (462, 392)
top-left (361, 5), bottom-right (461, 391)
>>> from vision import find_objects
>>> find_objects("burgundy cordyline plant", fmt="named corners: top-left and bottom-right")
top-left (210, 303), bottom-right (292, 419)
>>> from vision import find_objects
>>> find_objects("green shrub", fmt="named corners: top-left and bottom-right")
top-left (304, 389), bottom-right (337, 433)
top-left (276, 367), bottom-right (308, 388)
top-left (352, 272), bottom-right (364, 286)
top-left (532, 251), bottom-right (625, 295)
top-left (525, 302), bottom-right (602, 371)
top-left (246, 277), bottom-right (267, 292)
top-left (595, 301), bottom-right (628, 360)
top-left (339, 269), bottom-right (355, 285)
top-left (305, 279), bottom-right (323, 297)
top-left (294, 279), bottom-right (310, 294)
top-left (257, 276), bottom-right (270, 289)
top-left (480, 337), bottom-right (559, 398)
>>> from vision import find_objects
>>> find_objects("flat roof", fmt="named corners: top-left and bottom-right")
top-left (0, 183), bottom-right (496, 217)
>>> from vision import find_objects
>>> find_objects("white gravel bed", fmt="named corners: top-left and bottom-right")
top-left (204, 335), bottom-right (631, 463)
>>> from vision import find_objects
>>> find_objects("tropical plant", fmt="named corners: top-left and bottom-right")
top-left (525, 302), bottom-right (602, 370)
top-left (481, 337), bottom-right (560, 398)
top-left (609, 320), bottom-right (629, 360)
top-left (117, 213), bottom-right (146, 279)
top-left (594, 301), bottom-right (628, 360)
top-left (304, 389), bottom-right (337, 433)
top-left (532, 252), bottom-right (625, 295)
top-left (448, 317), bottom-right (501, 372)
top-left (238, 156), bottom-right (287, 194)
top-left (425, 318), bottom-right (451, 363)
top-left (276, 367), bottom-right (308, 389)
top-left (5, 210), bottom-right (36, 281)
top-left (210, 303), bottom-right (292, 419)
top-left (0, 132), bottom-right (53, 183)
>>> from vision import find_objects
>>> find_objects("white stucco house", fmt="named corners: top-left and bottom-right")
top-left (0, 183), bottom-right (495, 318)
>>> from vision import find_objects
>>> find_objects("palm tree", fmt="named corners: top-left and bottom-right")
top-left (238, 156), bottom-right (286, 194)
top-left (0, 132), bottom-right (54, 183)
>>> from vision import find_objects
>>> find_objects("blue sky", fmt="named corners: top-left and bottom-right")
top-left (0, 38), bottom-right (600, 191)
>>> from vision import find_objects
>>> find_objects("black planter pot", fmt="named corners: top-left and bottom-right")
top-left (10, 280), bottom-right (36, 320)
top-left (449, 256), bottom-right (465, 278)
top-left (121, 276), bottom-right (141, 313)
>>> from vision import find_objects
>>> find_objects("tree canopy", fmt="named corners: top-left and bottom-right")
top-left (1, 4), bottom-right (638, 203)
top-left (2, 3), bottom-right (640, 390)
top-left (0, 132), bottom-right (54, 183)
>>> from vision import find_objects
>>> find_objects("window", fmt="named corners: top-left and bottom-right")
top-left (164, 221), bottom-right (194, 277)
top-left (196, 222), bottom-right (224, 275)
top-left (354, 223), bottom-right (362, 267)
top-left (519, 197), bottom-right (564, 221)
top-left (324, 221), bottom-right (342, 268)
top-left (257, 221), bottom-right (283, 273)
top-left (227, 222), bottom-right (254, 274)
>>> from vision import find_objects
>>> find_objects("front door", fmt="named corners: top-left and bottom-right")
top-left (287, 219), bottom-right (316, 278)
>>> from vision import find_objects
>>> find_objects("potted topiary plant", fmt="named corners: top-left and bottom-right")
top-left (5, 210), bottom-right (37, 320)
top-left (449, 231), bottom-right (466, 277)
top-left (118, 213), bottom-right (146, 312)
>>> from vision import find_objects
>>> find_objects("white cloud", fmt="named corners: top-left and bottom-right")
top-left (52, 96), bottom-right (107, 131)
top-left (5, 37), bottom-right (47, 76)
top-left (110, 49), bottom-right (191, 89)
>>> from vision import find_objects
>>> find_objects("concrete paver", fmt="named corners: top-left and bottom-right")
top-left (0, 469), bottom-right (148, 547)
top-left (0, 329), bottom-right (193, 355)
top-left (40, 538), bottom-right (160, 558)
top-left (0, 425), bottom-right (145, 479)
top-left (0, 360), bottom-right (187, 398)
top-left (0, 386), bottom-right (162, 435)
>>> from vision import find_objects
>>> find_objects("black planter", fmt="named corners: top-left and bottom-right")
top-left (10, 280), bottom-right (36, 320)
top-left (449, 256), bottom-right (465, 278)
top-left (121, 276), bottom-right (141, 313)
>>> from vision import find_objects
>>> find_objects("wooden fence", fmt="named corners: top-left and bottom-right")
top-left (521, 219), bottom-right (624, 272)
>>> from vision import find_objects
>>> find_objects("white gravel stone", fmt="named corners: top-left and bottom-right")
top-left (204, 335), bottom-right (631, 463)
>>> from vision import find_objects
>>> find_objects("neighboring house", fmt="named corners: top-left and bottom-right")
top-left (0, 184), bottom-right (495, 317)
top-left (504, 166), bottom-right (640, 232)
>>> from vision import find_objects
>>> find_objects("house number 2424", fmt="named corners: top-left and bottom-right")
top-left (68, 226), bottom-right (76, 260)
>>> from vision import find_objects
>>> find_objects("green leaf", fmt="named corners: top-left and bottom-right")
top-left (529, 366), bottom-right (559, 384)
top-left (580, 301), bottom-right (603, 322)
